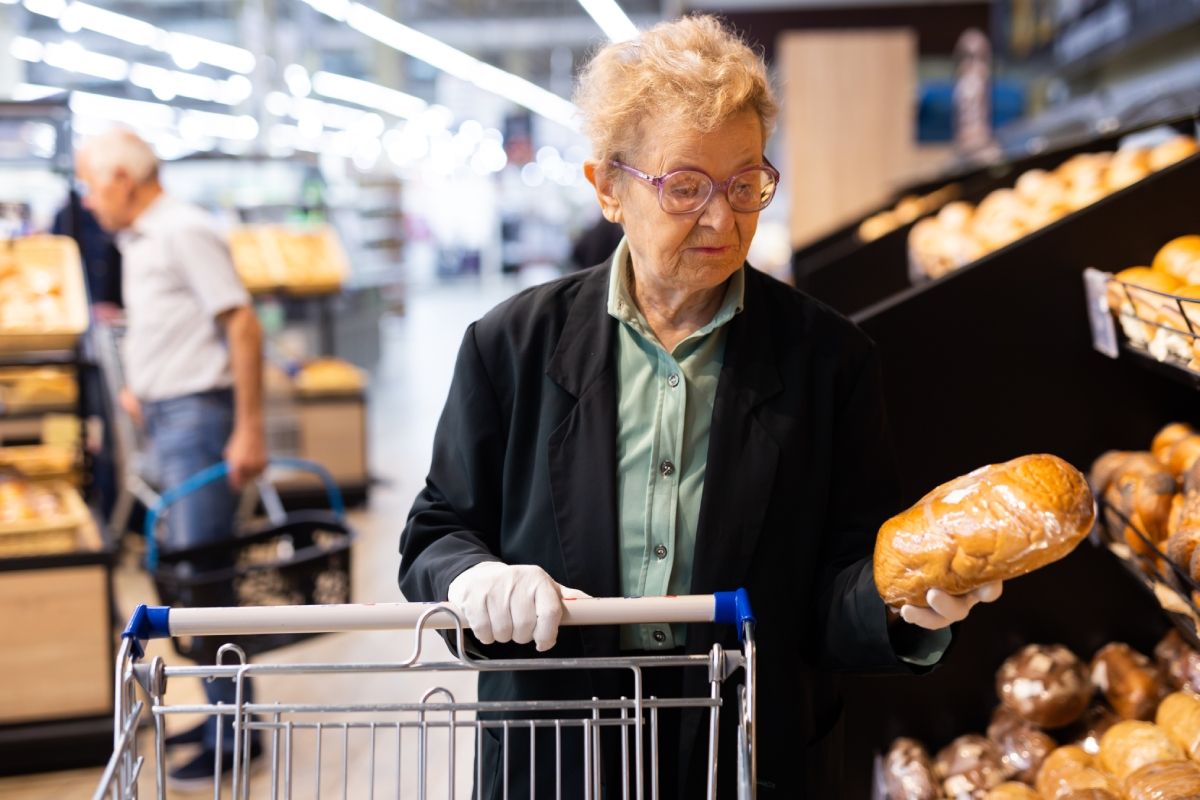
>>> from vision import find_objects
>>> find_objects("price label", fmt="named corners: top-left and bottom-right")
top-left (1083, 268), bottom-right (1119, 359)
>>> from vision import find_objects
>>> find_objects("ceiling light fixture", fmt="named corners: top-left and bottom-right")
top-left (311, 71), bottom-right (427, 119)
top-left (577, 0), bottom-right (638, 42)
top-left (299, 0), bottom-right (579, 130)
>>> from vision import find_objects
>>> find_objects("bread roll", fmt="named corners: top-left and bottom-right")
top-left (1098, 720), bottom-right (1185, 781)
top-left (987, 704), bottom-right (1056, 781)
top-left (1149, 136), bottom-right (1198, 171)
top-left (1156, 691), bottom-right (1200, 758)
top-left (1107, 148), bottom-right (1152, 191)
top-left (938, 201), bottom-right (976, 232)
top-left (1123, 759), bottom-right (1200, 800)
top-left (874, 455), bottom-right (1095, 608)
top-left (1103, 466), bottom-right (1176, 555)
top-left (883, 737), bottom-right (941, 800)
top-left (1089, 451), bottom-right (1166, 496)
top-left (1155, 630), bottom-right (1200, 694)
top-left (1057, 791), bottom-right (1118, 800)
top-left (997, 645), bottom-right (1093, 728)
top-left (1074, 704), bottom-right (1120, 756)
top-left (1091, 643), bottom-right (1165, 720)
top-left (1154, 424), bottom-right (1196, 462)
top-left (1165, 437), bottom-right (1200, 478)
top-left (1154, 236), bottom-right (1200, 283)
top-left (1036, 745), bottom-right (1121, 799)
top-left (936, 734), bottom-right (1009, 799)
top-left (983, 783), bottom-right (1039, 800)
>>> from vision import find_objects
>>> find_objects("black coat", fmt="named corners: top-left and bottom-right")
top-left (400, 262), bottom-right (935, 798)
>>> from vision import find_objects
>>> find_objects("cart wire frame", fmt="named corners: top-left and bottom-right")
top-left (95, 591), bottom-right (758, 800)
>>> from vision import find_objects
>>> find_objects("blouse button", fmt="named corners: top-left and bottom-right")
top-left (659, 459), bottom-right (675, 477)
top-left (654, 544), bottom-right (668, 560)
top-left (667, 373), bottom-right (680, 388)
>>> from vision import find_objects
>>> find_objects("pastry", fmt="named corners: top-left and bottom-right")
top-left (1154, 630), bottom-right (1200, 694)
top-left (883, 737), bottom-right (941, 800)
top-left (997, 644), bottom-right (1093, 729)
top-left (1036, 745), bottom-right (1120, 799)
top-left (874, 455), bottom-right (1095, 608)
top-left (1098, 720), bottom-right (1184, 781)
top-left (983, 783), bottom-right (1039, 800)
top-left (1123, 759), bottom-right (1200, 800)
top-left (1090, 643), bottom-right (1165, 720)
top-left (1156, 691), bottom-right (1200, 759)
top-left (936, 734), bottom-right (1008, 799)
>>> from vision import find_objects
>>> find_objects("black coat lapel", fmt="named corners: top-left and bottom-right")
top-left (546, 265), bottom-right (622, 658)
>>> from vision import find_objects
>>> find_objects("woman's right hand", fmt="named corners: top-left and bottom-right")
top-left (447, 562), bottom-right (590, 652)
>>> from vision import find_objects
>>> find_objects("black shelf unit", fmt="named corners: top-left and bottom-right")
top-left (833, 145), bottom-right (1200, 797)
top-left (793, 111), bottom-right (1199, 318)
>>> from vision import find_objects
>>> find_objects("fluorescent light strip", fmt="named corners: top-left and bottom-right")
top-left (43, 40), bottom-right (129, 81)
top-left (12, 82), bottom-right (64, 100)
top-left (311, 70), bottom-right (427, 119)
top-left (577, 0), bottom-right (638, 42)
top-left (300, 0), bottom-right (579, 130)
top-left (23, 0), bottom-right (256, 74)
top-left (69, 90), bottom-right (259, 142)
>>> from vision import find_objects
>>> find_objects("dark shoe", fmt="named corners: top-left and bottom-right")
top-left (164, 721), bottom-right (206, 747)
top-left (167, 740), bottom-right (263, 792)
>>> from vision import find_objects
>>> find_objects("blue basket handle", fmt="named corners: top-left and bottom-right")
top-left (143, 457), bottom-right (345, 570)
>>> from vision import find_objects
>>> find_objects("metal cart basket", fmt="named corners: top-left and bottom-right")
top-left (95, 591), bottom-right (757, 799)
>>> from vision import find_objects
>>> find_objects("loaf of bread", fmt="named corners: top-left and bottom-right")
top-left (982, 783), bottom-right (1039, 800)
top-left (996, 644), bottom-right (1093, 728)
top-left (883, 737), bottom-right (941, 800)
top-left (1155, 691), bottom-right (1200, 759)
top-left (1099, 721), bottom-right (1185, 781)
top-left (1123, 759), bottom-right (1200, 800)
top-left (874, 455), bottom-right (1095, 608)
top-left (1036, 745), bottom-right (1121, 799)
top-left (1154, 630), bottom-right (1200, 694)
top-left (1091, 643), bottom-right (1165, 720)
top-left (987, 705), bottom-right (1055, 783)
top-left (936, 735), bottom-right (1008, 799)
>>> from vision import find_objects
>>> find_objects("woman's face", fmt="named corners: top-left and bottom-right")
top-left (590, 108), bottom-right (766, 295)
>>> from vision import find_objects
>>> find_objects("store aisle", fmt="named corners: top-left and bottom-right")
top-left (0, 274), bottom-right (533, 798)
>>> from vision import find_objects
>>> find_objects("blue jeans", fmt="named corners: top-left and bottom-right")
top-left (143, 389), bottom-right (251, 752)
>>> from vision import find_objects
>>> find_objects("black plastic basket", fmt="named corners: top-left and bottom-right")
top-left (144, 458), bottom-right (354, 660)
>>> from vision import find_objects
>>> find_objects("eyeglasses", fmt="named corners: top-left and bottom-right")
top-left (609, 159), bottom-right (780, 214)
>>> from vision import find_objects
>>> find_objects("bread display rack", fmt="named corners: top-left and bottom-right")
top-left (817, 120), bottom-right (1200, 796)
top-left (0, 99), bottom-right (117, 778)
top-left (793, 111), bottom-right (1199, 318)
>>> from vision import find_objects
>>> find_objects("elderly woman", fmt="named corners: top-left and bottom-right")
top-left (400, 15), bottom-right (997, 798)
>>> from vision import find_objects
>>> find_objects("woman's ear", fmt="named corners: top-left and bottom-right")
top-left (583, 160), bottom-right (622, 224)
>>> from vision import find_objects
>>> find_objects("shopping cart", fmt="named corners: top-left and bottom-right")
top-left (94, 590), bottom-right (757, 800)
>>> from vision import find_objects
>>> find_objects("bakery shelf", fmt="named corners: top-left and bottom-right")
top-left (1093, 275), bottom-right (1200, 392)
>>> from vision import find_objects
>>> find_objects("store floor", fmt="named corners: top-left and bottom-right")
top-left (1, 273), bottom-right (542, 798)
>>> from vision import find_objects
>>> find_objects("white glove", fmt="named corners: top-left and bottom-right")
top-left (899, 581), bottom-right (1003, 630)
top-left (447, 562), bottom-right (590, 652)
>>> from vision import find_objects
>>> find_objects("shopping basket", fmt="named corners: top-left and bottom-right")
top-left (94, 591), bottom-right (758, 799)
top-left (145, 457), bottom-right (354, 659)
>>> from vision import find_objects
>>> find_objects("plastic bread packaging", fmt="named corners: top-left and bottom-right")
top-left (996, 644), bottom-right (1094, 729)
top-left (882, 737), bottom-right (942, 800)
top-left (935, 735), bottom-right (1009, 800)
top-left (873, 454), bottom-right (1095, 609)
top-left (1035, 745), bottom-right (1121, 799)
top-left (1090, 643), bottom-right (1166, 720)
top-left (1098, 720), bottom-right (1185, 781)
top-left (987, 705), bottom-right (1055, 783)
top-left (1122, 759), bottom-right (1200, 800)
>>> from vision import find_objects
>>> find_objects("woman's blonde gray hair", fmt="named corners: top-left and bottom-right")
top-left (573, 14), bottom-right (778, 165)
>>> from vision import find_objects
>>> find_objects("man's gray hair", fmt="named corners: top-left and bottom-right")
top-left (78, 128), bottom-right (159, 183)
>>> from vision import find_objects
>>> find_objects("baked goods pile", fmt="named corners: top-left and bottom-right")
top-left (858, 184), bottom-right (963, 243)
top-left (294, 357), bottom-right (365, 395)
top-left (1090, 423), bottom-right (1200, 593)
top-left (228, 224), bottom-right (348, 294)
top-left (907, 135), bottom-right (1198, 280)
top-left (874, 454), bottom-right (1095, 609)
top-left (0, 236), bottom-right (84, 336)
top-left (1104, 235), bottom-right (1200, 370)
top-left (0, 476), bottom-right (65, 524)
top-left (882, 631), bottom-right (1200, 799)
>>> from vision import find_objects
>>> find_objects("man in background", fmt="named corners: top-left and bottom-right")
top-left (76, 128), bottom-right (266, 789)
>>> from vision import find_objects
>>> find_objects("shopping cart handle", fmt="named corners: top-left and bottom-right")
top-left (143, 458), bottom-right (345, 570)
top-left (120, 591), bottom-right (757, 659)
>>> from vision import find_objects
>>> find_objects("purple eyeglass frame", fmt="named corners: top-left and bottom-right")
top-left (608, 158), bottom-right (781, 214)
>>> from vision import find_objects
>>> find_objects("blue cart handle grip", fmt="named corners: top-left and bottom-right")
top-left (713, 588), bottom-right (756, 643)
top-left (143, 458), bottom-right (345, 570)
